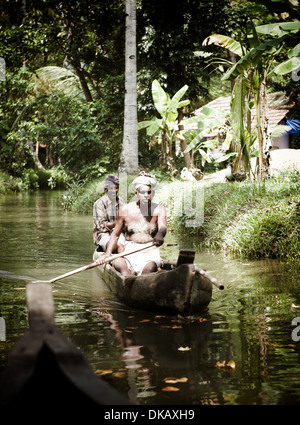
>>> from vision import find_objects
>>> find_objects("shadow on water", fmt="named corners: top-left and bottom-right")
top-left (1, 191), bottom-right (300, 405)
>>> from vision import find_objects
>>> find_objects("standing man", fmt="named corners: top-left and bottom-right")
top-left (93, 174), bottom-right (125, 253)
top-left (97, 172), bottom-right (167, 276)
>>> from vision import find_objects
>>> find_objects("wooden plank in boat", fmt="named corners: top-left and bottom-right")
top-left (176, 249), bottom-right (195, 267)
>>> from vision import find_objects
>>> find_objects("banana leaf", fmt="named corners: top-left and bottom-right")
top-left (256, 21), bottom-right (300, 37)
top-left (269, 56), bottom-right (300, 77)
top-left (288, 43), bottom-right (300, 58)
top-left (202, 34), bottom-right (244, 57)
top-left (138, 117), bottom-right (163, 136)
top-left (167, 85), bottom-right (189, 114)
top-left (182, 107), bottom-right (228, 152)
top-left (222, 35), bottom-right (287, 81)
top-left (151, 80), bottom-right (170, 116)
top-left (198, 148), bottom-right (212, 165)
top-left (214, 152), bottom-right (237, 163)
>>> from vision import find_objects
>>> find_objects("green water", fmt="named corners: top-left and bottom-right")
top-left (1, 191), bottom-right (300, 405)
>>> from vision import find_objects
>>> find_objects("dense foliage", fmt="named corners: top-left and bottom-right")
top-left (0, 0), bottom-right (299, 188)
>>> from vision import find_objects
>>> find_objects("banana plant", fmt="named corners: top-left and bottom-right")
top-left (181, 106), bottom-right (233, 166)
top-left (138, 79), bottom-right (190, 168)
top-left (198, 20), bottom-right (300, 180)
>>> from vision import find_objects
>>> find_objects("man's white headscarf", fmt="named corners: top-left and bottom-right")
top-left (133, 171), bottom-right (157, 190)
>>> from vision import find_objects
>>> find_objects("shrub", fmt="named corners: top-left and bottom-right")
top-left (20, 169), bottom-right (39, 190)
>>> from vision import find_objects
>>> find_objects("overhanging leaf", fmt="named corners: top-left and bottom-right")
top-left (269, 56), bottom-right (300, 77)
top-left (256, 21), bottom-right (300, 37)
top-left (203, 34), bottom-right (244, 57)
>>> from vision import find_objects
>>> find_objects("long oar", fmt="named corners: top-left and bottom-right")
top-left (34, 242), bottom-right (155, 284)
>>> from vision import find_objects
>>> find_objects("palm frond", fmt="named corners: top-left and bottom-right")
top-left (35, 66), bottom-right (86, 99)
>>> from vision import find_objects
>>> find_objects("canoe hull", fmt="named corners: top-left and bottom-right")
top-left (93, 251), bottom-right (212, 316)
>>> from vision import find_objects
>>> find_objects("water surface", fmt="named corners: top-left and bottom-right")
top-left (1, 191), bottom-right (300, 405)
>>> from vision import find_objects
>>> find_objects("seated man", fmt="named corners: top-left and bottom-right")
top-left (98, 172), bottom-right (167, 275)
top-left (93, 174), bottom-right (125, 253)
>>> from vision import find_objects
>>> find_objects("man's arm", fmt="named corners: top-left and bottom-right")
top-left (153, 204), bottom-right (167, 246)
top-left (102, 197), bottom-right (124, 231)
top-left (104, 211), bottom-right (125, 256)
top-left (104, 221), bottom-right (116, 231)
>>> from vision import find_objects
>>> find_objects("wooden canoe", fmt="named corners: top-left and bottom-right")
top-left (93, 248), bottom-right (223, 317)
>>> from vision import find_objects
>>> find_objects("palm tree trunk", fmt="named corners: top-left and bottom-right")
top-left (119, 0), bottom-right (139, 175)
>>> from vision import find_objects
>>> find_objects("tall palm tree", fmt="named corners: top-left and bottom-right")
top-left (118, 0), bottom-right (139, 175)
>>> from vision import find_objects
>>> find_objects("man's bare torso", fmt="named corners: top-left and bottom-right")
top-left (120, 201), bottom-right (161, 243)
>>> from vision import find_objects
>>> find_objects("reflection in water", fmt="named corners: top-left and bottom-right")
top-left (91, 306), bottom-right (213, 405)
top-left (1, 191), bottom-right (300, 405)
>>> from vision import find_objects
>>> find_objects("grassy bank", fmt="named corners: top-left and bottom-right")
top-left (157, 174), bottom-right (300, 261)
top-left (64, 170), bottom-right (300, 262)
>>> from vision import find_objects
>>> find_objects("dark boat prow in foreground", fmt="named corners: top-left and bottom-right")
top-left (0, 283), bottom-right (132, 406)
top-left (93, 248), bottom-right (223, 317)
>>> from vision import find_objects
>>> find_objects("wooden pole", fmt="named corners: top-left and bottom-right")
top-left (33, 242), bottom-right (155, 284)
top-left (195, 267), bottom-right (224, 290)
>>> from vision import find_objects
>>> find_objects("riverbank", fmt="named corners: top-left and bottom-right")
top-left (0, 168), bottom-right (68, 193)
top-left (64, 170), bottom-right (300, 262)
top-left (185, 177), bottom-right (300, 261)
top-left (2, 167), bottom-right (298, 261)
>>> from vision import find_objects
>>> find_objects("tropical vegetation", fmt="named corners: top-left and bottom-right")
top-left (196, 20), bottom-right (300, 179)
top-left (1, 0), bottom-right (299, 188)
top-left (138, 80), bottom-right (190, 169)
top-left (1, 0), bottom-right (300, 260)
